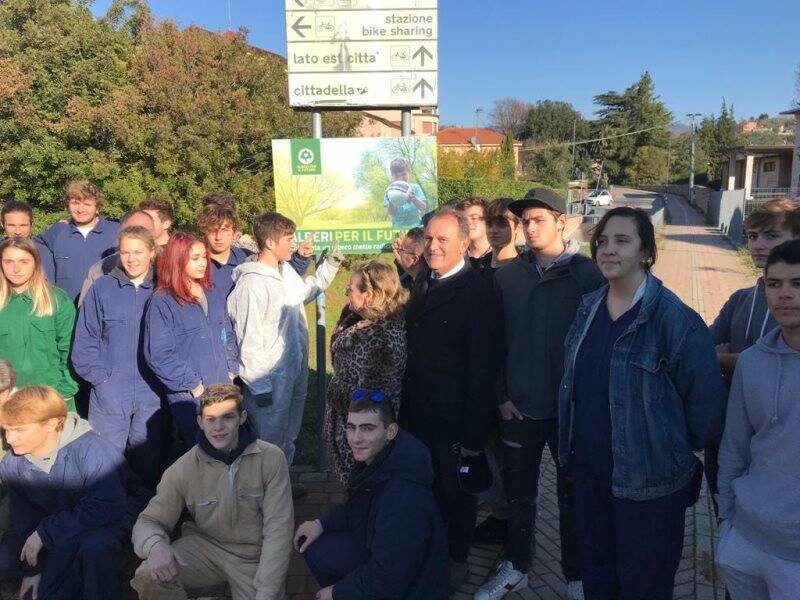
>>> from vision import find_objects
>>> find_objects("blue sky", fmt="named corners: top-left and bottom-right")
top-left (92, 0), bottom-right (799, 127)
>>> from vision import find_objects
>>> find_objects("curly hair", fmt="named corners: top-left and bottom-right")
top-left (65, 180), bottom-right (103, 207)
top-left (351, 261), bottom-right (409, 321)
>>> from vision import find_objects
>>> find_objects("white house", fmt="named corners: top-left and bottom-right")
top-left (779, 106), bottom-right (800, 200)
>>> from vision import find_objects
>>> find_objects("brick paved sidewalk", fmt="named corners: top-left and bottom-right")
top-left (287, 192), bottom-right (752, 600)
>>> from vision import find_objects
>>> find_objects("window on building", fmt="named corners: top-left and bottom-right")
top-left (764, 161), bottom-right (776, 173)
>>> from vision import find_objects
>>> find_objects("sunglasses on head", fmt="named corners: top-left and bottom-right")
top-left (351, 389), bottom-right (386, 403)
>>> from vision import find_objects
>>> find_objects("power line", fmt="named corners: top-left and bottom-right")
top-left (517, 116), bottom-right (695, 154)
top-left (517, 124), bottom-right (667, 154)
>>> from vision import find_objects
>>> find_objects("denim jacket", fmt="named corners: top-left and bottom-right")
top-left (558, 273), bottom-right (726, 500)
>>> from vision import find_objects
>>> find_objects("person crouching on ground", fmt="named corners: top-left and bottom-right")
top-left (131, 383), bottom-right (293, 600)
top-left (0, 385), bottom-right (129, 600)
top-left (295, 390), bottom-right (449, 600)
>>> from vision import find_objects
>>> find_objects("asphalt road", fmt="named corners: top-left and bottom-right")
top-left (583, 186), bottom-right (665, 225)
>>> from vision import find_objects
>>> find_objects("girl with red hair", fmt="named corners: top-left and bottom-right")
top-left (143, 232), bottom-right (238, 445)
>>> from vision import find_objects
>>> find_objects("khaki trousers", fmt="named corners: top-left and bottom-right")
top-left (131, 534), bottom-right (262, 600)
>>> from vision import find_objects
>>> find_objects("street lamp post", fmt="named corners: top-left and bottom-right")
top-left (473, 107), bottom-right (483, 148)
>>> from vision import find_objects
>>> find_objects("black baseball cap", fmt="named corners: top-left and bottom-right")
top-left (508, 188), bottom-right (567, 217)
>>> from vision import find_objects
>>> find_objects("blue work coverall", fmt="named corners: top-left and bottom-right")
top-left (71, 267), bottom-right (168, 490)
top-left (143, 287), bottom-right (239, 446)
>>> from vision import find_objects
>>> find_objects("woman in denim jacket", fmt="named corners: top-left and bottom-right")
top-left (558, 207), bottom-right (726, 599)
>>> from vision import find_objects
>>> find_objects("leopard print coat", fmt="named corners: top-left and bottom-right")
top-left (323, 308), bottom-right (407, 483)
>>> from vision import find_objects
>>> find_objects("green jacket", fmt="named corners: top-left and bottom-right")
top-left (0, 286), bottom-right (78, 399)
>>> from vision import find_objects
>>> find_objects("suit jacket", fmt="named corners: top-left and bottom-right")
top-left (400, 261), bottom-right (500, 450)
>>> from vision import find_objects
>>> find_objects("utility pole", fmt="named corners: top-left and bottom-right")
top-left (665, 133), bottom-right (672, 197)
top-left (687, 113), bottom-right (701, 205)
top-left (570, 119), bottom-right (577, 180)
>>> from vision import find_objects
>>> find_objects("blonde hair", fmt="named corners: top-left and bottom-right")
top-left (118, 225), bottom-right (156, 251)
top-left (351, 261), bottom-right (408, 320)
top-left (0, 237), bottom-right (54, 317)
top-left (0, 385), bottom-right (67, 427)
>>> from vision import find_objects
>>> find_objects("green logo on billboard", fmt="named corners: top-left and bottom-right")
top-left (291, 139), bottom-right (322, 175)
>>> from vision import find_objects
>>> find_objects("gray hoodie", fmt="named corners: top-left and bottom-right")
top-left (710, 278), bottom-right (776, 353)
top-left (25, 412), bottom-right (92, 474)
top-left (718, 327), bottom-right (800, 560)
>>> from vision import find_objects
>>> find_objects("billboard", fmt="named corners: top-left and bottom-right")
top-left (272, 136), bottom-right (438, 254)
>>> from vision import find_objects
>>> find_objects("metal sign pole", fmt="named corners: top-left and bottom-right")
top-left (312, 111), bottom-right (328, 468)
top-left (401, 109), bottom-right (412, 137)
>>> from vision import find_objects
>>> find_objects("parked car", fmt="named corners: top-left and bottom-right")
top-left (584, 189), bottom-right (614, 206)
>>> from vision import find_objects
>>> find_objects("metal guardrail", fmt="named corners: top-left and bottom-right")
top-left (745, 188), bottom-right (800, 217)
top-left (750, 187), bottom-right (794, 199)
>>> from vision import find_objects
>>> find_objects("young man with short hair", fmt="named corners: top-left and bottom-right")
top-left (458, 197), bottom-right (492, 269)
top-left (706, 198), bottom-right (800, 513)
top-left (716, 239), bottom-right (800, 599)
top-left (391, 227), bottom-right (426, 290)
top-left (402, 205), bottom-right (500, 589)
top-left (1, 200), bottom-right (34, 239)
top-left (227, 213), bottom-right (341, 467)
top-left (481, 188), bottom-right (605, 599)
top-left (198, 203), bottom-right (252, 299)
top-left (35, 180), bottom-right (120, 300)
top-left (295, 392), bottom-right (449, 600)
top-left (712, 199), bottom-right (800, 376)
top-left (0, 385), bottom-right (129, 600)
top-left (138, 199), bottom-right (174, 247)
top-left (131, 383), bottom-right (293, 600)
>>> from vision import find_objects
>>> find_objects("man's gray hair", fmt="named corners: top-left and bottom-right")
top-left (429, 205), bottom-right (470, 240)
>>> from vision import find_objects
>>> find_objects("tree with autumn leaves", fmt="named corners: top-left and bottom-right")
top-left (0, 0), bottom-right (360, 230)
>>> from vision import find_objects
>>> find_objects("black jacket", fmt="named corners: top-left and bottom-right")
top-left (320, 431), bottom-right (449, 600)
top-left (494, 248), bottom-right (605, 419)
top-left (401, 261), bottom-right (501, 450)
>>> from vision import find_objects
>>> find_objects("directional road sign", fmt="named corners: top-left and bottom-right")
top-left (285, 0), bottom-right (438, 108)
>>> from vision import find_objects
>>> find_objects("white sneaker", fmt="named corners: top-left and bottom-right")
top-left (474, 560), bottom-right (528, 600)
top-left (567, 580), bottom-right (585, 600)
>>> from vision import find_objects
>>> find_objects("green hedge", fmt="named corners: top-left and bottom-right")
top-left (438, 178), bottom-right (558, 204)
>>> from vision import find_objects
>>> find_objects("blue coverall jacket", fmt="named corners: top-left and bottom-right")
top-left (0, 418), bottom-right (129, 599)
top-left (71, 267), bottom-right (168, 486)
top-left (35, 219), bottom-right (120, 300)
top-left (143, 287), bottom-right (238, 444)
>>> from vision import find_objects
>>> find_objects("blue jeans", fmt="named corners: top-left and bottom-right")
top-left (573, 475), bottom-right (690, 600)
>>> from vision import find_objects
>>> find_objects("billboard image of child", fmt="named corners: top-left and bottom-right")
top-left (384, 157), bottom-right (429, 228)
top-left (272, 136), bottom-right (437, 254)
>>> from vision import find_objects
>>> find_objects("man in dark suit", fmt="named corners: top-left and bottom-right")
top-left (401, 205), bottom-right (500, 591)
